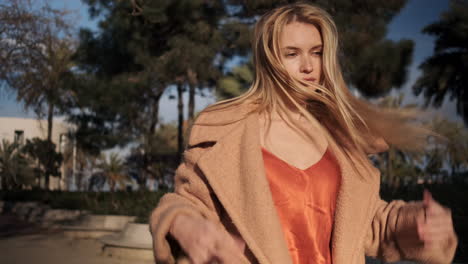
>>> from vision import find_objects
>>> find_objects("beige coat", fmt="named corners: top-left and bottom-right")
top-left (150, 103), bottom-right (457, 264)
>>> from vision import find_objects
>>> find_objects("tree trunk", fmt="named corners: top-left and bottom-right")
top-left (1, 176), bottom-right (8, 190)
top-left (386, 148), bottom-right (394, 187)
top-left (76, 163), bottom-right (84, 191)
top-left (140, 91), bottom-right (164, 191)
top-left (47, 103), bottom-right (54, 142)
top-left (188, 84), bottom-right (195, 132)
top-left (110, 180), bottom-right (115, 192)
top-left (177, 83), bottom-right (185, 156)
top-left (149, 92), bottom-right (163, 135)
top-left (45, 103), bottom-right (54, 190)
top-left (187, 68), bottom-right (197, 141)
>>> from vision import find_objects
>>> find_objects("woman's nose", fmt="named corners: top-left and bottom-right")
top-left (300, 57), bottom-right (313, 73)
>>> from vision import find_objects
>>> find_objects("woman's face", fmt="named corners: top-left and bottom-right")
top-left (279, 22), bottom-right (323, 84)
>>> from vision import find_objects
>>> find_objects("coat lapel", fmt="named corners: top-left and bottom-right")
top-left (328, 145), bottom-right (377, 263)
top-left (195, 109), bottom-right (377, 264)
top-left (197, 112), bottom-right (292, 264)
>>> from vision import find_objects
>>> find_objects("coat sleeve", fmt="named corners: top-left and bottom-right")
top-left (364, 198), bottom-right (458, 264)
top-left (149, 144), bottom-right (224, 264)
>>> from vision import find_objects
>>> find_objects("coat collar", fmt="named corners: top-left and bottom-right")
top-left (191, 105), bottom-right (378, 264)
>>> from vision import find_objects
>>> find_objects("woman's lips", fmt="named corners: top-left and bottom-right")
top-left (303, 78), bottom-right (316, 82)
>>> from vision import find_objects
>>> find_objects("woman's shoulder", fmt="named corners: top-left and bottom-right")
top-left (194, 101), bottom-right (257, 125)
top-left (187, 101), bottom-right (257, 147)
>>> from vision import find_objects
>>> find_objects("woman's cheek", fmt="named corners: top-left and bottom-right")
top-left (283, 61), bottom-right (298, 78)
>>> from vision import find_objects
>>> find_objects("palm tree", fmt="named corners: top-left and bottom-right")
top-left (126, 122), bottom-right (179, 190)
top-left (428, 116), bottom-right (468, 177)
top-left (0, 139), bottom-right (34, 190)
top-left (413, 0), bottom-right (468, 125)
top-left (376, 93), bottom-right (424, 187)
top-left (98, 153), bottom-right (129, 192)
top-left (0, 1), bottom-right (76, 189)
top-left (61, 137), bottom-right (99, 191)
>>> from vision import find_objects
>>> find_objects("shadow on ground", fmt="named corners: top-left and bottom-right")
top-left (0, 214), bottom-right (152, 264)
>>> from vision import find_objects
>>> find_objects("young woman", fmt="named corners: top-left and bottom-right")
top-left (150, 3), bottom-right (457, 264)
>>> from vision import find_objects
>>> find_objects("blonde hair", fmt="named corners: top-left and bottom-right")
top-left (200, 2), bottom-right (435, 177)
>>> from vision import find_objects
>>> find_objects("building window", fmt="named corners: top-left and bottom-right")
top-left (14, 130), bottom-right (24, 145)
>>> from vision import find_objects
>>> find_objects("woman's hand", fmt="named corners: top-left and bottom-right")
top-left (169, 214), bottom-right (245, 264)
top-left (416, 189), bottom-right (455, 247)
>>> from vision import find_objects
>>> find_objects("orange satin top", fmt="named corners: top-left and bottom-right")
top-left (262, 146), bottom-right (341, 264)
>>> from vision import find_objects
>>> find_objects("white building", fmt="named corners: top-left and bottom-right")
top-left (0, 117), bottom-right (74, 190)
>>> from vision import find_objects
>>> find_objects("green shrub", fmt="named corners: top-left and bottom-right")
top-left (0, 190), bottom-right (168, 223)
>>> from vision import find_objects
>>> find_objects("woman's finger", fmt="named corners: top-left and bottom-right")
top-left (418, 216), bottom-right (454, 246)
top-left (210, 232), bottom-right (246, 264)
top-left (214, 243), bottom-right (245, 264)
top-left (189, 248), bottom-right (211, 264)
top-left (416, 210), bottom-right (427, 240)
top-left (423, 189), bottom-right (432, 207)
top-left (423, 223), bottom-right (454, 235)
top-left (425, 209), bottom-right (453, 230)
top-left (421, 231), bottom-right (450, 245)
top-left (423, 190), bottom-right (449, 220)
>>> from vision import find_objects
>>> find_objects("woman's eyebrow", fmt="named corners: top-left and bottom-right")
top-left (281, 44), bottom-right (323, 51)
top-left (282, 46), bottom-right (300, 51)
top-left (310, 44), bottom-right (323, 50)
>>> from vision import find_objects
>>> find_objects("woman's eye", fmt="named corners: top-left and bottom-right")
top-left (312, 51), bottom-right (323, 56)
top-left (285, 53), bottom-right (297, 57)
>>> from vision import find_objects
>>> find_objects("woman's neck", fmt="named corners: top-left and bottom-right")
top-left (264, 107), bottom-right (305, 122)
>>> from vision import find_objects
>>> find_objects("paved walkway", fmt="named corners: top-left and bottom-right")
top-left (0, 214), bottom-right (153, 264)
top-left (1, 214), bottom-right (461, 264)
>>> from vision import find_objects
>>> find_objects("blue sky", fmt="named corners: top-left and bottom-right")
top-left (0, 0), bottom-right (461, 123)
top-left (385, 0), bottom-right (460, 122)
